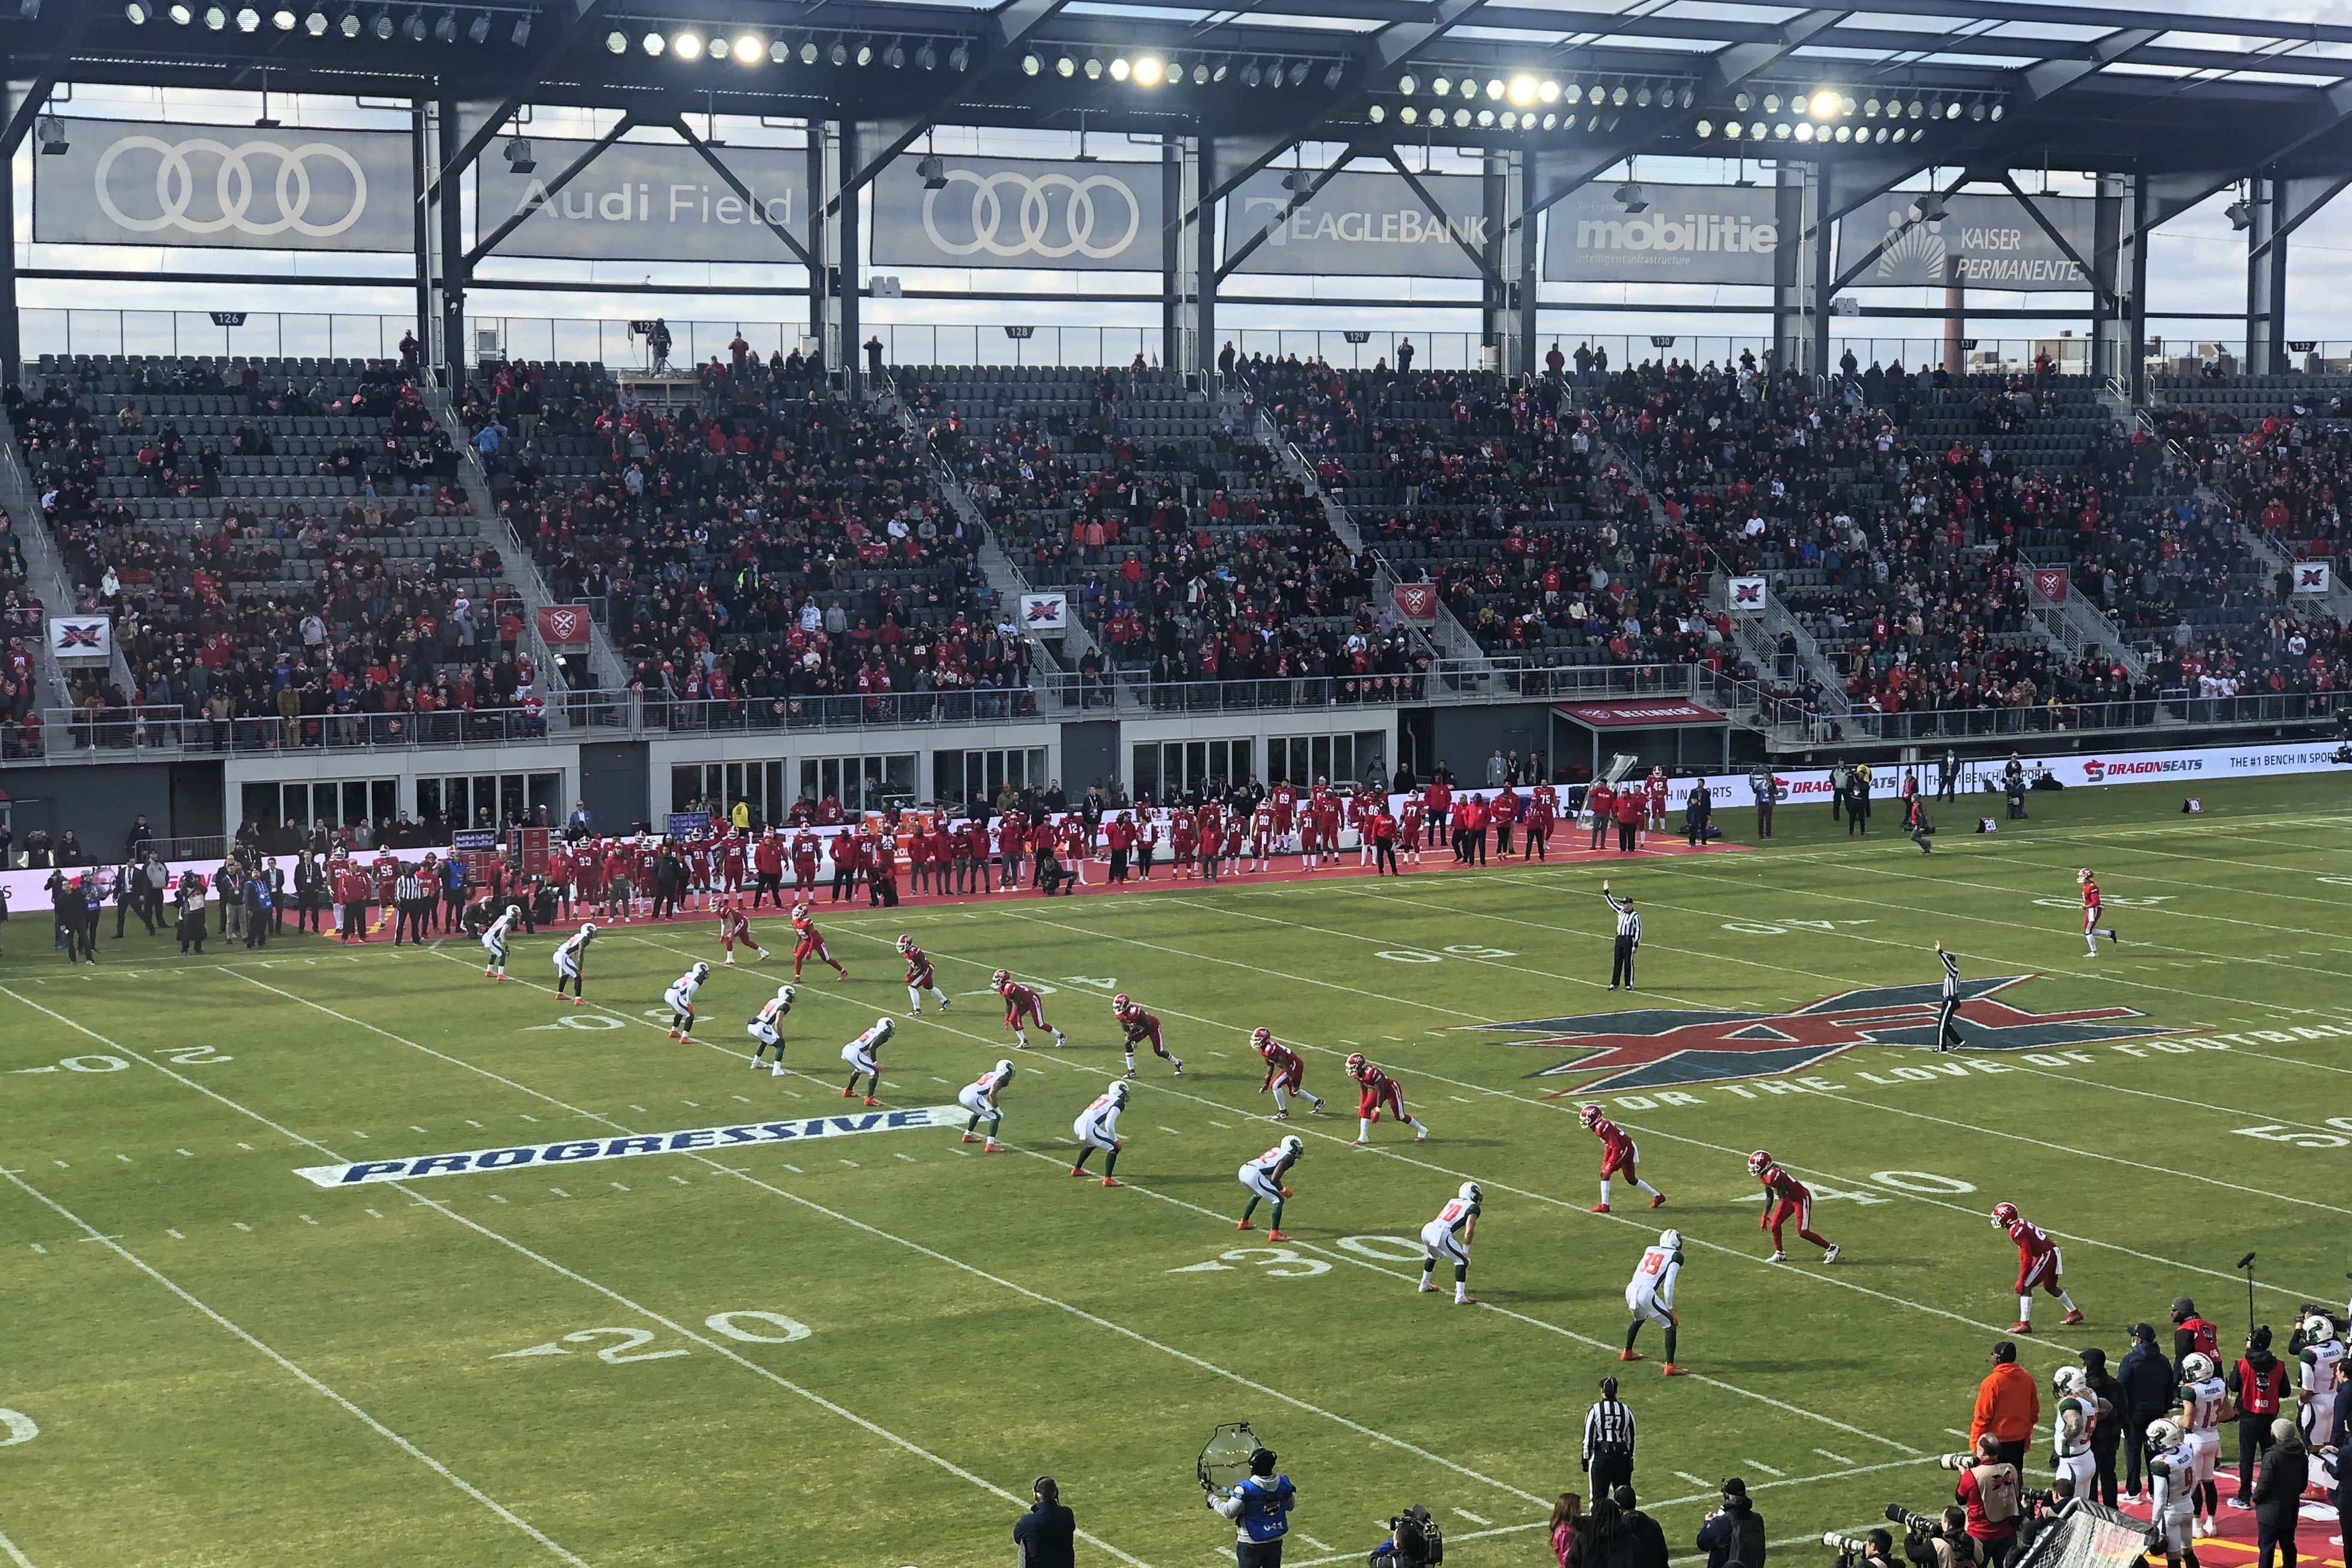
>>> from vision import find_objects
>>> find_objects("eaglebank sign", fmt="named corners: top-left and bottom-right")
top-left (297, 1105), bottom-right (964, 1186)
top-left (1224, 168), bottom-right (1487, 279)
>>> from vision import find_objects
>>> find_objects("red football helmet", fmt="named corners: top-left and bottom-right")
top-left (1579, 1104), bottom-right (1604, 1128)
top-left (1345, 1053), bottom-right (1368, 1079)
top-left (991, 968), bottom-right (1011, 989)
top-left (1110, 993), bottom-right (1133, 1016)
top-left (1249, 1026), bottom-right (1273, 1052)
top-left (792, 902), bottom-right (811, 920)
top-left (1990, 1201), bottom-right (2020, 1228)
top-left (1747, 1149), bottom-right (1772, 1176)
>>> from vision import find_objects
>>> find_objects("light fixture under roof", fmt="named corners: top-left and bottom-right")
top-left (673, 30), bottom-right (703, 59)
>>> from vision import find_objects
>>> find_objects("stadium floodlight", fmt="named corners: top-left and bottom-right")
top-left (306, 8), bottom-right (327, 31)
top-left (1695, 118), bottom-right (1712, 138)
top-left (2224, 198), bottom-right (2252, 231)
top-left (1808, 89), bottom-right (1836, 117)
top-left (1430, 75), bottom-right (1448, 96)
top-left (1834, 124), bottom-right (1850, 141)
top-left (1452, 107), bottom-right (1469, 126)
top-left (1909, 192), bottom-right (1946, 222)
top-left (1194, 62), bottom-right (1212, 84)
top-left (401, 12), bottom-right (425, 41)
top-left (1054, 54), bottom-right (1073, 77)
top-left (604, 28), bottom-right (624, 52)
top-left (168, 2), bottom-right (192, 20)
top-left (1635, 84), bottom-right (1651, 107)
top-left (918, 43), bottom-right (938, 69)
top-left (1989, 102), bottom-right (2004, 120)
top-left (768, 38), bottom-right (788, 62)
top-left (1506, 74), bottom-right (1536, 106)
top-left (883, 41), bottom-right (905, 68)
top-left (673, 31), bottom-right (703, 59)
top-left (271, 4), bottom-right (294, 23)
top-left (1969, 100), bottom-right (1985, 121)
top-left (1369, 104), bottom-right (1385, 123)
top-left (464, 10), bottom-right (483, 39)
top-left (736, 34), bottom-right (766, 64)
top-left (799, 41), bottom-right (816, 63)
top-left (1242, 61), bottom-right (1262, 88)
top-left (1611, 84), bottom-right (1628, 106)
top-left (1083, 56), bottom-right (1102, 79)
top-left (1772, 121), bottom-right (1790, 139)
top-left (1722, 120), bottom-right (1741, 139)
top-left (1476, 108), bottom-right (1493, 126)
top-left (1109, 55), bottom-right (1130, 81)
top-left (853, 38), bottom-right (873, 67)
top-left (828, 38), bottom-right (847, 65)
top-left (431, 8), bottom-right (454, 41)
top-left (1020, 49), bottom-right (1040, 74)
top-left (1210, 61), bottom-right (1227, 81)
top-left (1397, 72), bottom-right (1415, 94)
top-left (1322, 62), bottom-right (1342, 89)
top-left (917, 154), bottom-right (947, 189)
top-left (1793, 121), bottom-right (1813, 141)
top-left (126, 0), bottom-right (151, 19)
top-left (1500, 111), bottom-right (1518, 129)
top-left (508, 13), bottom-right (524, 44)
top-left (1484, 76), bottom-right (1503, 99)
top-left (203, 4), bottom-right (225, 25)
top-left (1542, 111), bottom-right (1557, 129)
top-left (34, 114), bottom-right (67, 155)
top-left (369, 8), bottom-right (392, 38)
top-left (1539, 78), bottom-right (1559, 103)
top-left (641, 29), bottom-right (663, 53)
top-left (1288, 61), bottom-right (1308, 86)
top-left (503, 135), bottom-right (535, 174)
top-left (1134, 55), bottom-right (1163, 87)
top-left (1399, 105), bottom-right (1417, 124)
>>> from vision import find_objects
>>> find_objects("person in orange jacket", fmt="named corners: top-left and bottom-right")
top-left (1970, 1339), bottom-right (2042, 1469)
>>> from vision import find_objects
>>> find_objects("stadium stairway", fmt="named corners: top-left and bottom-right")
top-left (0, 398), bottom-right (86, 707)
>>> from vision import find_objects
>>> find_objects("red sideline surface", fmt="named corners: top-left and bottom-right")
top-left (2113, 1491), bottom-right (2347, 1565)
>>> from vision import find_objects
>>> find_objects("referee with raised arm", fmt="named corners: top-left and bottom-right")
top-left (1603, 879), bottom-right (1640, 990)
top-left (1934, 940), bottom-right (1963, 1053)
top-left (1583, 1375), bottom-right (1637, 1498)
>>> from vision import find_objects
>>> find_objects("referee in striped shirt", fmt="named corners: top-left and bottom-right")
top-left (1583, 1376), bottom-right (1637, 1497)
top-left (394, 866), bottom-right (427, 945)
top-left (1602, 880), bottom-right (1640, 990)
top-left (1933, 940), bottom-right (1962, 1053)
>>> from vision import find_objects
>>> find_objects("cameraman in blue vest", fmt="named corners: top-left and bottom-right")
top-left (1207, 1446), bottom-right (1296, 1567)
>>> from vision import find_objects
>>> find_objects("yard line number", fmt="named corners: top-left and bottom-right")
top-left (493, 1310), bottom-right (812, 1363)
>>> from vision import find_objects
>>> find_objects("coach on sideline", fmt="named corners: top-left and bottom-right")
top-left (1970, 1340), bottom-right (2039, 1470)
top-left (1602, 880), bottom-right (1640, 990)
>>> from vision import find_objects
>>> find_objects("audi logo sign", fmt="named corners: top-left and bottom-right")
top-left (34, 119), bottom-right (415, 253)
top-left (873, 154), bottom-right (1163, 271)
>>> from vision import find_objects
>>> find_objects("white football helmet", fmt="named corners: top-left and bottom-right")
top-left (1458, 1181), bottom-right (1481, 1204)
top-left (2052, 1366), bottom-right (2085, 1398)
top-left (995, 1059), bottom-right (1015, 1080)
top-left (2181, 1352), bottom-right (2215, 1382)
top-left (2305, 1314), bottom-right (2337, 1345)
top-left (1279, 1134), bottom-right (1303, 1159)
top-left (775, 984), bottom-right (796, 1007)
top-left (505, 904), bottom-right (521, 920)
top-left (1657, 1228), bottom-right (1681, 1253)
top-left (871, 1017), bottom-right (895, 1043)
top-left (895, 933), bottom-right (914, 953)
top-left (579, 922), bottom-right (596, 937)
top-left (690, 961), bottom-right (711, 982)
top-left (1108, 1080), bottom-right (1131, 1105)
top-left (2146, 1418), bottom-right (2185, 1451)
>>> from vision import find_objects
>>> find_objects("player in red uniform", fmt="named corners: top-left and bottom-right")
top-left (1397, 794), bottom-right (1424, 865)
top-left (1112, 993), bottom-right (1183, 1078)
top-left (896, 934), bottom-right (951, 1016)
top-left (1643, 767), bottom-right (1668, 831)
top-left (1747, 1150), bottom-right (1837, 1263)
top-left (1313, 794), bottom-right (1343, 868)
top-left (1345, 1053), bottom-right (1428, 1145)
top-left (686, 836), bottom-right (715, 912)
top-left (1269, 781), bottom-right (1298, 850)
top-left (2076, 868), bottom-right (2119, 956)
top-left (788, 902), bottom-right (849, 981)
top-left (1294, 802), bottom-right (1321, 869)
top-left (1251, 1026), bottom-right (1326, 1119)
top-left (1169, 812), bottom-right (1196, 879)
top-left (1248, 802), bottom-right (1276, 871)
top-left (1349, 791), bottom-right (1376, 867)
top-left (718, 832), bottom-right (748, 903)
top-left (717, 898), bottom-right (766, 965)
top-left (1991, 1201), bottom-right (2082, 1332)
top-left (1524, 784), bottom-right (1555, 861)
top-left (1579, 1104), bottom-right (1664, 1212)
top-left (992, 968), bottom-right (1065, 1049)
top-left (1060, 815), bottom-right (1089, 886)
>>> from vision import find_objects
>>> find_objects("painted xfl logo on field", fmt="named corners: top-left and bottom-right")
top-left (1464, 977), bottom-right (2176, 1092)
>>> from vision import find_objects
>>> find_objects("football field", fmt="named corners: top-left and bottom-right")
top-left (5, 774), bottom-right (2351, 1568)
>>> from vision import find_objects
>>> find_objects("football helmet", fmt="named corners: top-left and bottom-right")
top-left (2051, 1366), bottom-right (2085, 1398)
top-left (1108, 1080), bottom-right (1131, 1105)
top-left (1346, 1053), bottom-right (1369, 1078)
top-left (871, 1017), bottom-right (895, 1043)
top-left (1658, 1228), bottom-right (1681, 1253)
top-left (2076, 867), bottom-right (2093, 884)
top-left (579, 922), bottom-right (596, 937)
top-left (1990, 1202), bottom-right (2019, 1228)
top-left (690, 961), bottom-right (711, 982)
top-left (505, 904), bottom-right (521, 920)
top-left (2146, 1418), bottom-right (2185, 1451)
top-left (895, 934), bottom-right (914, 953)
top-left (1111, 993), bottom-right (1132, 1016)
top-left (775, 985), bottom-right (796, 1006)
top-left (1579, 1104), bottom-right (1604, 1129)
top-left (1279, 1135), bottom-right (1303, 1159)
top-left (995, 1059), bottom-right (1015, 1080)
top-left (1250, 1026), bottom-right (1273, 1050)
top-left (1747, 1149), bottom-right (1772, 1176)
top-left (992, 968), bottom-right (1012, 989)
top-left (1459, 1181), bottom-right (1481, 1204)
top-left (2180, 1352), bottom-right (2215, 1382)
top-left (792, 902), bottom-right (811, 920)
top-left (2305, 1313), bottom-right (2337, 1344)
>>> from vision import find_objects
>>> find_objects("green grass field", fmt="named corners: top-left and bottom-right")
top-left (6, 773), bottom-right (2352, 1568)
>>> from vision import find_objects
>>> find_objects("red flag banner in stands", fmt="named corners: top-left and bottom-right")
top-left (2030, 567), bottom-right (2070, 603)
top-left (1391, 584), bottom-right (1438, 623)
top-left (537, 605), bottom-right (591, 645)
top-left (1553, 701), bottom-right (1723, 728)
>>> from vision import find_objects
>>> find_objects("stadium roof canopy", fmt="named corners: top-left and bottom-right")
top-left (16, 0), bottom-right (2352, 183)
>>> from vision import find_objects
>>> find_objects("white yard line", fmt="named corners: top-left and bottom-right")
top-left (0, 987), bottom-right (1158, 1568)
top-left (0, 1525), bottom-right (34, 1568)
top-left (0, 1167), bottom-right (589, 1567)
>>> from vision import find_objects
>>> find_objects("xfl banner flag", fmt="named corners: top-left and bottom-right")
top-left (1726, 576), bottom-right (1768, 610)
top-left (2291, 560), bottom-right (2333, 596)
top-left (2030, 567), bottom-right (2070, 603)
top-left (1019, 593), bottom-right (1070, 632)
top-left (536, 605), bottom-right (591, 645)
top-left (1391, 583), bottom-right (1439, 623)
top-left (47, 615), bottom-right (111, 662)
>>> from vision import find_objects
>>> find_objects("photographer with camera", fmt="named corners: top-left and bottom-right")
top-left (1366, 1503), bottom-right (1442, 1567)
top-left (1888, 1504), bottom-right (1973, 1568)
top-left (1950, 1434), bottom-right (2024, 1568)
top-left (1698, 1478), bottom-right (1767, 1568)
top-left (2010, 1476), bottom-right (2072, 1560)
top-left (1823, 1527), bottom-right (1899, 1568)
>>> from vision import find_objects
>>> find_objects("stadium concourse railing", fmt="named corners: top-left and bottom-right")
top-left (5, 663), bottom-right (1703, 762)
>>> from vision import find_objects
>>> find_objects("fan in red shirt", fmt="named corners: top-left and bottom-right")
top-left (752, 831), bottom-right (785, 908)
top-left (1112, 993), bottom-right (1182, 1078)
top-left (1524, 783), bottom-right (1555, 860)
top-left (1422, 777), bottom-right (1451, 848)
top-left (1345, 1054), bottom-right (1427, 1145)
top-left (997, 815), bottom-right (1029, 893)
top-left (1578, 1104), bottom-right (1665, 1212)
top-left (1251, 1026), bottom-right (1326, 1119)
top-left (717, 898), bottom-right (765, 966)
top-left (992, 969), bottom-right (1065, 1049)
top-left (1134, 813), bottom-right (1160, 880)
top-left (1747, 1150), bottom-right (1837, 1263)
top-left (1991, 1201), bottom-right (2082, 1332)
top-left (896, 934), bottom-right (950, 1016)
top-left (788, 902), bottom-right (849, 981)
top-left (1587, 781), bottom-right (1616, 850)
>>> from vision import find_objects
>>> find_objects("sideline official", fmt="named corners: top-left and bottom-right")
top-left (1583, 1376), bottom-right (1637, 1498)
top-left (1602, 880), bottom-right (1640, 991)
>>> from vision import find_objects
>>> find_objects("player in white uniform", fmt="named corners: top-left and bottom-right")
top-left (1620, 1229), bottom-right (1689, 1376)
top-left (664, 961), bottom-right (711, 1041)
top-left (1236, 1135), bottom-right (1302, 1240)
top-left (1417, 1182), bottom-right (1480, 1305)
top-left (2145, 1418), bottom-right (2201, 1568)
top-left (1068, 1080), bottom-right (1127, 1186)
top-left (481, 903), bottom-right (521, 978)
top-left (2177, 1352), bottom-right (2226, 1536)
top-left (2048, 1367), bottom-right (2101, 1500)
top-left (838, 1017), bottom-right (894, 1105)
top-left (2299, 1313), bottom-right (2343, 1443)
top-left (552, 922), bottom-right (595, 1002)
top-left (958, 1060), bottom-right (1015, 1152)
top-left (745, 984), bottom-right (795, 1075)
